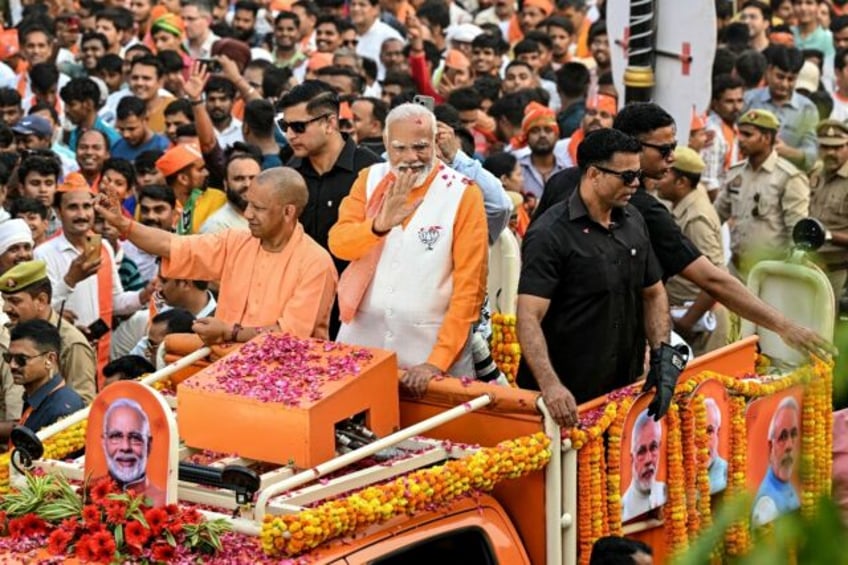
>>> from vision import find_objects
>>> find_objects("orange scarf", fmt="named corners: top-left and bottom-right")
top-left (95, 244), bottom-right (114, 389)
top-left (719, 120), bottom-right (738, 170)
top-left (567, 128), bottom-right (585, 165)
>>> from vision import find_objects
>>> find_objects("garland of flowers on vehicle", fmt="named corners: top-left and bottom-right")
top-left (568, 357), bottom-right (832, 562)
top-left (261, 432), bottom-right (551, 557)
top-left (490, 313), bottom-right (520, 385)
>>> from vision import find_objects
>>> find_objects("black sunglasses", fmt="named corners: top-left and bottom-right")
top-left (593, 164), bottom-right (643, 185)
top-left (641, 140), bottom-right (677, 159)
top-left (278, 113), bottom-right (332, 134)
top-left (342, 39), bottom-right (359, 47)
top-left (3, 351), bottom-right (48, 367)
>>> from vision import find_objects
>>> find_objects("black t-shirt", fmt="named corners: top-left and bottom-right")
top-left (516, 188), bottom-right (663, 403)
top-left (534, 166), bottom-right (702, 280)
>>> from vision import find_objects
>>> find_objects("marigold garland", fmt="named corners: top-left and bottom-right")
top-left (679, 399), bottom-right (700, 539)
top-left (260, 433), bottom-right (551, 557)
top-left (577, 445), bottom-right (593, 565)
top-left (724, 394), bottom-right (750, 556)
top-left (692, 394), bottom-right (713, 532)
top-left (664, 401), bottom-right (688, 556)
top-left (490, 313), bottom-right (520, 385)
top-left (605, 395), bottom-right (635, 538)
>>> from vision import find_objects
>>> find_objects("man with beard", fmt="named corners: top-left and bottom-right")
top-left (101, 398), bottom-right (165, 506)
top-left (280, 81), bottom-right (381, 337)
top-left (559, 92), bottom-right (617, 167)
top-left (155, 144), bottom-right (226, 235)
top-left (588, 21), bottom-right (611, 79)
top-left (0, 320), bottom-right (84, 444)
top-left (330, 103), bottom-right (488, 396)
top-left (61, 78), bottom-right (122, 153)
top-left (315, 15), bottom-right (344, 53)
top-left (199, 153), bottom-right (260, 233)
top-left (182, 0), bottom-right (219, 60)
top-left (752, 396), bottom-right (801, 526)
top-left (622, 410), bottom-right (668, 521)
top-left (515, 102), bottom-right (568, 198)
top-left (742, 44), bottom-right (818, 171)
top-left (740, 1), bottom-right (772, 52)
top-left (702, 74), bottom-right (745, 199)
top-left (807, 120), bottom-right (848, 299)
top-left (123, 185), bottom-right (177, 284)
top-left (351, 97), bottom-right (388, 155)
top-left (704, 398), bottom-right (728, 494)
top-left (232, 1), bottom-right (262, 46)
top-left (204, 77), bottom-right (243, 150)
top-left (96, 167), bottom-right (338, 342)
top-left (0, 220), bottom-right (37, 424)
top-left (0, 260), bottom-right (97, 404)
top-left (36, 175), bottom-right (155, 378)
top-left (532, 102), bottom-right (832, 362)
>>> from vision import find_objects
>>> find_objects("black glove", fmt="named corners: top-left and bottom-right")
top-left (642, 343), bottom-right (688, 421)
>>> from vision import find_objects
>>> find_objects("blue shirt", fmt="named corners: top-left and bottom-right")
top-left (261, 153), bottom-right (283, 170)
top-left (22, 373), bottom-right (85, 434)
top-left (709, 455), bottom-right (728, 494)
top-left (110, 133), bottom-right (171, 162)
top-left (449, 150), bottom-right (512, 244)
top-left (68, 117), bottom-right (122, 152)
top-left (752, 466), bottom-right (800, 526)
top-left (743, 87), bottom-right (820, 170)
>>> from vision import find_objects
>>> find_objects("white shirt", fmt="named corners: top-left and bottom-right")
top-left (34, 233), bottom-right (142, 327)
top-left (185, 32), bottom-right (220, 60)
top-left (356, 20), bottom-right (404, 80)
top-left (621, 480), bottom-right (667, 522)
top-left (214, 117), bottom-right (244, 149)
top-left (832, 92), bottom-right (848, 122)
top-left (199, 202), bottom-right (248, 234)
top-left (122, 240), bottom-right (159, 283)
top-left (99, 87), bottom-right (173, 126)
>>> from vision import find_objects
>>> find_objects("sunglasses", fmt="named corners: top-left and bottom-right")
top-left (277, 113), bottom-right (332, 134)
top-left (593, 164), bottom-right (643, 185)
top-left (3, 351), bottom-right (48, 367)
top-left (641, 140), bottom-right (677, 159)
top-left (342, 39), bottom-right (359, 47)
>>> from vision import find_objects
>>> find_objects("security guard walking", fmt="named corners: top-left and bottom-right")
top-left (715, 109), bottom-right (810, 279)
top-left (809, 119), bottom-right (848, 300)
top-left (656, 147), bottom-right (728, 355)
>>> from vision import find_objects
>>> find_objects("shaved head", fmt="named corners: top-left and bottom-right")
top-left (254, 167), bottom-right (309, 216)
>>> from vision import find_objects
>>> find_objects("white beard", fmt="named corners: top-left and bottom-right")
top-left (107, 450), bottom-right (148, 485)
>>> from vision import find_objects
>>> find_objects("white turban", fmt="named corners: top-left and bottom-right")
top-left (0, 219), bottom-right (34, 256)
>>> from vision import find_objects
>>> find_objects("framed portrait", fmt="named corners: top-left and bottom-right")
top-left (694, 379), bottom-right (730, 495)
top-left (620, 394), bottom-right (668, 523)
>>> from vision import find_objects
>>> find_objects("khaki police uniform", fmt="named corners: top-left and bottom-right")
top-left (714, 110), bottom-right (810, 278)
top-left (0, 261), bottom-right (97, 405)
top-left (665, 147), bottom-right (729, 355)
top-left (809, 119), bottom-right (848, 299)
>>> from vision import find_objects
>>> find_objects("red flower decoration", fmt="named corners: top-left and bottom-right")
top-left (88, 530), bottom-right (116, 562)
top-left (179, 507), bottom-right (202, 525)
top-left (47, 528), bottom-right (73, 555)
top-left (144, 507), bottom-right (168, 536)
top-left (88, 477), bottom-right (117, 503)
top-left (81, 504), bottom-right (100, 528)
top-left (7, 517), bottom-right (24, 538)
top-left (60, 517), bottom-right (80, 533)
top-left (75, 533), bottom-right (94, 561)
top-left (20, 514), bottom-right (48, 537)
top-left (104, 499), bottom-right (127, 525)
top-left (151, 541), bottom-right (176, 562)
top-left (124, 520), bottom-right (150, 548)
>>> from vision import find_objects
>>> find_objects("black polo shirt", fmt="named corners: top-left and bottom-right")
top-left (288, 136), bottom-right (382, 270)
top-left (22, 373), bottom-right (85, 434)
top-left (534, 166), bottom-right (702, 280)
top-left (516, 188), bottom-right (662, 403)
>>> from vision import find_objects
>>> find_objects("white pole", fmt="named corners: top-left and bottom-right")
top-left (539, 399), bottom-right (563, 565)
top-left (254, 394), bottom-right (493, 521)
top-left (562, 437), bottom-right (578, 565)
top-left (197, 509), bottom-right (262, 536)
top-left (33, 346), bottom-right (211, 442)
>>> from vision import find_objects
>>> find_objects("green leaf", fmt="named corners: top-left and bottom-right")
top-left (165, 528), bottom-right (176, 547)
top-left (115, 524), bottom-right (123, 548)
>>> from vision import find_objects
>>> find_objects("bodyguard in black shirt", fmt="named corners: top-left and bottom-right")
top-left (517, 129), bottom-right (678, 428)
top-left (532, 103), bottom-right (833, 361)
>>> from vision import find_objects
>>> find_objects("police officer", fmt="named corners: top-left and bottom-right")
top-left (517, 129), bottom-right (684, 428)
top-left (809, 119), bottom-right (848, 299)
top-left (656, 147), bottom-right (728, 356)
top-left (715, 109), bottom-right (810, 278)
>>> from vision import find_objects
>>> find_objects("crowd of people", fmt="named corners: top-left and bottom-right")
top-left (0, 0), bottom-right (842, 443)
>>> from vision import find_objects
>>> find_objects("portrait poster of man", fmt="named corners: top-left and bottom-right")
top-left (85, 381), bottom-right (178, 507)
top-left (695, 379), bottom-right (730, 495)
top-left (621, 399), bottom-right (668, 522)
top-left (747, 388), bottom-right (803, 527)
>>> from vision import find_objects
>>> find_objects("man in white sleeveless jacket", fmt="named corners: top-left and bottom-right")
top-left (329, 103), bottom-right (489, 397)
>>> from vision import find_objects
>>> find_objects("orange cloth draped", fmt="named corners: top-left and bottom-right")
top-left (95, 244), bottom-right (114, 390)
top-left (567, 128), bottom-right (585, 165)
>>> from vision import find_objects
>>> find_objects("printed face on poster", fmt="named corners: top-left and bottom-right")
top-left (747, 387), bottom-right (803, 527)
top-left (620, 395), bottom-right (668, 522)
top-left (85, 381), bottom-right (178, 507)
top-left (695, 379), bottom-right (730, 495)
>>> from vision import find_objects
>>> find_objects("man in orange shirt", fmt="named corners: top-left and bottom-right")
top-left (95, 167), bottom-right (338, 342)
top-left (329, 103), bottom-right (488, 396)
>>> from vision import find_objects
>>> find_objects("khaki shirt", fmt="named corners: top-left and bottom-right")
top-left (0, 314), bottom-right (22, 422)
top-left (809, 159), bottom-right (848, 268)
top-left (49, 310), bottom-right (97, 405)
top-left (714, 150), bottom-right (810, 270)
top-left (666, 187), bottom-right (726, 305)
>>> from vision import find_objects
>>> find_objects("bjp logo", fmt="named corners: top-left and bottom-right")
top-left (418, 226), bottom-right (442, 251)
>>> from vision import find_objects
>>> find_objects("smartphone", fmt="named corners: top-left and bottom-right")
top-left (84, 234), bottom-right (102, 263)
top-left (87, 319), bottom-right (110, 340)
top-left (413, 95), bottom-right (435, 112)
top-left (198, 58), bottom-right (222, 73)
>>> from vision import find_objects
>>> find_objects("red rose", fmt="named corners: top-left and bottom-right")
top-left (47, 528), bottom-right (73, 555)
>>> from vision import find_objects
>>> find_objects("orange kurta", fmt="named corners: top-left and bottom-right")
top-left (161, 224), bottom-right (338, 339)
top-left (328, 168), bottom-right (488, 372)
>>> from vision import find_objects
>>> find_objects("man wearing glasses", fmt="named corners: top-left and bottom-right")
top-left (101, 397), bottom-right (165, 506)
top-left (0, 320), bottom-right (84, 444)
top-left (516, 128), bottom-right (678, 428)
top-left (715, 109), bottom-right (810, 279)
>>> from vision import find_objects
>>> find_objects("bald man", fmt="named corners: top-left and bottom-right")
top-left (96, 167), bottom-right (338, 342)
